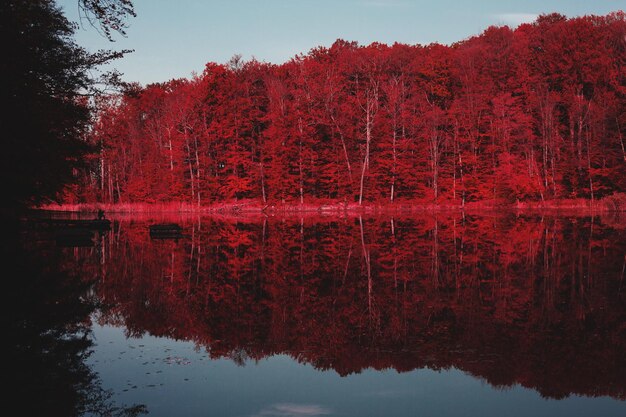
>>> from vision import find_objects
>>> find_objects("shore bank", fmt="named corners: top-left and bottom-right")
top-left (40, 194), bottom-right (626, 215)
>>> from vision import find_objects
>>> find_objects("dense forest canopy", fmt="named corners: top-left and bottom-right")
top-left (68, 12), bottom-right (626, 207)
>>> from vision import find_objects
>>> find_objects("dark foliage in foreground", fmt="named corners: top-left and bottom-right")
top-left (0, 0), bottom-right (131, 215)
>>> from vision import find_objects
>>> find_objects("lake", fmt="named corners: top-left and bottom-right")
top-left (9, 212), bottom-right (626, 416)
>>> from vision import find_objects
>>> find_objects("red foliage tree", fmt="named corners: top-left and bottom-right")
top-left (71, 13), bottom-right (626, 207)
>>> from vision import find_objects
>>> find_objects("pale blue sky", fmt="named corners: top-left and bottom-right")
top-left (58, 0), bottom-right (624, 85)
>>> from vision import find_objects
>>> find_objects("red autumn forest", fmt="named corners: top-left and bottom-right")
top-left (64, 13), bottom-right (626, 208)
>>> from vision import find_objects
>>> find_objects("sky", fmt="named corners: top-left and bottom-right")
top-left (58, 0), bottom-right (624, 85)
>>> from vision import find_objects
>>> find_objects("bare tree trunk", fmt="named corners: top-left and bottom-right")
top-left (359, 83), bottom-right (378, 206)
top-left (194, 135), bottom-right (201, 206)
top-left (166, 127), bottom-right (174, 171)
top-left (260, 161), bottom-right (266, 204)
top-left (391, 119), bottom-right (397, 203)
top-left (386, 76), bottom-right (403, 203)
top-left (586, 129), bottom-right (594, 207)
top-left (617, 117), bottom-right (626, 161)
top-left (452, 122), bottom-right (457, 204)
top-left (330, 115), bottom-right (353, 189)
top-left (298, 117), bottom-right (304, 205)
top-left (429, 123), bottom-right (440, 200)
top-left (100, 148), bottom-right (105, 201)
top-left (107, 163), bottom-right (114, 203)
top-left (185, 138), bottom-right (195, 202)
top-left (115, 173), bottom-right (122, 203)
top-left (358, 112), bottom-right (371, 205)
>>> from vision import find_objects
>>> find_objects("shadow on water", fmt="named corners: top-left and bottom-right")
top-left (4, 221), bottom-right (146, 417)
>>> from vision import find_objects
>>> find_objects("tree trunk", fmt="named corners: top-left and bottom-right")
top-left (359, 85), bottom-right (377, 206)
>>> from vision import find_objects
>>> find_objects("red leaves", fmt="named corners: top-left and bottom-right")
top-left (74, 13), bottom-right (626, 206)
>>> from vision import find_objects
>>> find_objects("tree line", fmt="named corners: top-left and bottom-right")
top-left (69, 13), bottom-right (626, 207)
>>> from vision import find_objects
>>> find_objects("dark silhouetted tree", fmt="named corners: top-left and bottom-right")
top-left (0, 0), bottom-right (132, 215)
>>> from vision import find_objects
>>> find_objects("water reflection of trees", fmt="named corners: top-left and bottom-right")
top-left (69, 214), bottom-right (625, 400)
top-left (7, 228), bottom-right (146, 416)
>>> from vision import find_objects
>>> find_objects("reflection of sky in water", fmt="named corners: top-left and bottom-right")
top-left (88, 323), bottom-right (626, 417)
top-left (252, 403), bottom-right (331, 417)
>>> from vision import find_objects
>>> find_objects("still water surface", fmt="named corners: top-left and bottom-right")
top-left (18, 212), bottom-right (626, 416)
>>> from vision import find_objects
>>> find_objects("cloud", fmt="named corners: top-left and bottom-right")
top-left (252, 403), bottom-right (332, 417)
top-left (492, 13), bottom-right (538, 27)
